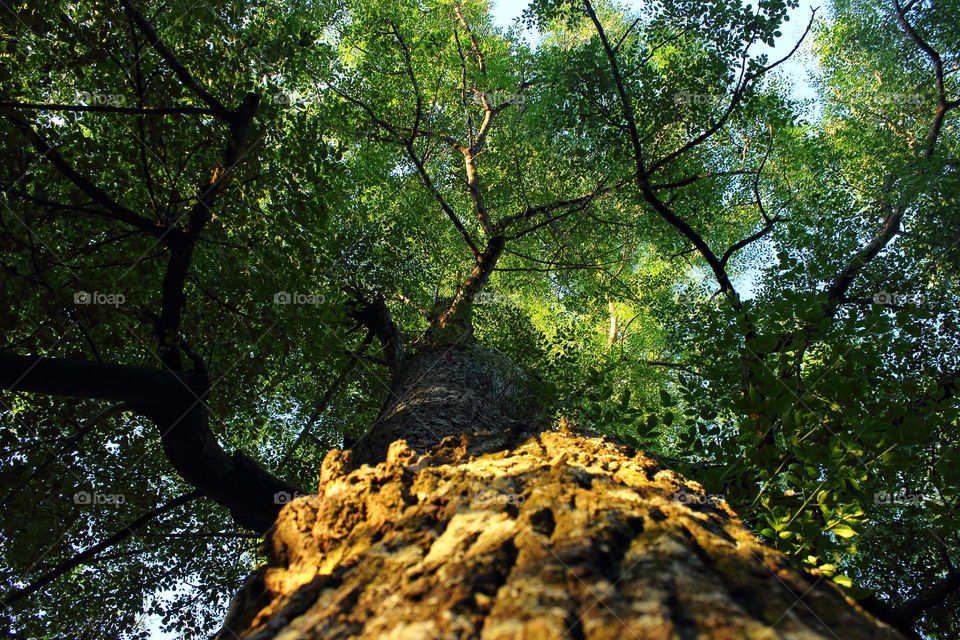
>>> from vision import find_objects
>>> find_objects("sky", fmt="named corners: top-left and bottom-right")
top-left (489, 0), bottom-right (821, 105)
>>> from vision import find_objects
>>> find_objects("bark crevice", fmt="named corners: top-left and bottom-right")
top-left (219, 427), bottom-right (905, 639)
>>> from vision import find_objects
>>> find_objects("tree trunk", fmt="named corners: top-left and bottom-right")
top-left (216, 345), bottom-right (903, 639)
top-left (217, 427), bottom-right (902, 639)
top-left (349, 344), bottom-right (540, 467)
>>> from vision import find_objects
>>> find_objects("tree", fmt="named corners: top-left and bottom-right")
top-left (0, 0), bottom-right (956, 638)
top-left (216, 425), bottom-right (904, 639)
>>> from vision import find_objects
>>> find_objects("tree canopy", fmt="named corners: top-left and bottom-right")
top-left (0, 0), bottom-right (957, 637)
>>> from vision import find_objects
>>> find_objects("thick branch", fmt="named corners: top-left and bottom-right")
top-left (453, 1), bottom-right (487, 76)
top-left (156, 92), bottom-right (259, 369)
top-left (348, 297), bottom-right (404, 373)
top-left (0, 100), bottom-right (219, 116)
top-left (0, 354), bottom-right (303, 532)
top-left (642, 186), bottom-right (741, 305)
top-left (824, 203), bottom-right (905, 313)
top-left (461, 147), bottom-right (493, 234)
top-left (581, 0), bottom-right (740, 306)
top-left (1, 108), bottom-right (158, 234)
top-left (0, 353), bottom-right (199, 400)
top-left (898, 571), bottom-right (960, 620)
top-left (433, 235), bottom-right (506, 337)
top-left (892, 0), bottom-right (959, 158)
top-left (120, 0), bottom-right (230, 116)
top-left (860, 569), bottom-right (960, 638)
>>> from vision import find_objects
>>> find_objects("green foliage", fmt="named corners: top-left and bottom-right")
top-left (1, 0), bottom-right (958, 637)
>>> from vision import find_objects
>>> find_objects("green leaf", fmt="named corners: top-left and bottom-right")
top-left (831, 524), bottom-right (857, 539)
top-left (832, 575), bottom-right (853, 588)
top-left (659, 388), bottom-right (674, 407)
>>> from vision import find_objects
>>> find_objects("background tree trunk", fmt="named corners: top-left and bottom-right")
top-left (217, 425), bottom-right (904, 639)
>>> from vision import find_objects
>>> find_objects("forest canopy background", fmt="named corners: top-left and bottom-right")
top-left (0, 0), bottom-right (958, 638)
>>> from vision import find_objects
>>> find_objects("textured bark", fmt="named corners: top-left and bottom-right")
top-left (218, 425), bottom-right (904, 640)
top-left (349, 344), bottom-right (539, 467)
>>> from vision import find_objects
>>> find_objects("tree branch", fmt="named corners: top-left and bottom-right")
top-left (120, 0), bottom-right (230, 116)
top-left (0, 403), bottom-right (130, 509)
top-left (331, 84), bottom-right (482, 256)
top-left (859, 567), bottom-right (960, 638)
top-left (824, 204), bottom-right (905, 313)
top-left (496, 180), bottom-right (623, 232)
top-left (892, 0), bottom-right (959, 158)
top-left (581, 0), bottom-right (743, 306)
top-left (720, 215), bottom-right (784, 269)
top-left (433, 234), bottom-right (506, 336)
top-left (347, 296), bottom-right (404, 373)
top-left (403, 139), bottom-right (482, 256)
top-left (155, 91), bottom-right (260, 369)
top-left (646, 10), bottom-right (816, 176)
top-left (0, 489), bottom-right (202, 608)
top-left (0, 353), bottom-right (303, 532)
top-left (0, 108), bottom-right (159, 234)
top-left (643, 360), bottom-right (703, 378)
top-left (0, 100), bottom-right (219, 117)
top-left (649, 170), bottom-right (758, 190)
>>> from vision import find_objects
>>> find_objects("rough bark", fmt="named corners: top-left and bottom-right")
top-left (218, 425), bottom-right (904, 640)
top-left (349, 344), bottom-right (540, 467)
